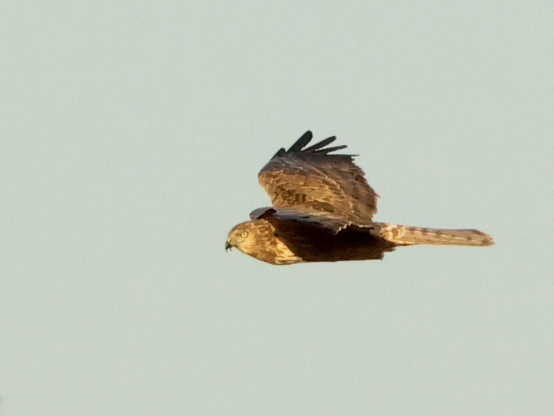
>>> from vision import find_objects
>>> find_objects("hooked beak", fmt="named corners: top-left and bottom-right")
top-left (225, 241), bottom-right (233, 251)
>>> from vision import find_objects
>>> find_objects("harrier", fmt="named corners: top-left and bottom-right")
top-left (225, 131), bottom-right (494, 265)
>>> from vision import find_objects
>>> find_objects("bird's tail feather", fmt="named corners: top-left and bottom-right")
top-left (374, 223), bottom-right (494, 247)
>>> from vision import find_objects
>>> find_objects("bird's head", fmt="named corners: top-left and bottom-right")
top-left (225, 221), bottom-right (260, 254)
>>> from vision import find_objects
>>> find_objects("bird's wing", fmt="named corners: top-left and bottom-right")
top-left (258, 131), bottom-right (378, 232)
top-left (250, 206), bottom-right (348, 232)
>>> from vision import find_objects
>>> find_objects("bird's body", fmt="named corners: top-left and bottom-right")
top-left (225, 131), bottom-right (494, 265)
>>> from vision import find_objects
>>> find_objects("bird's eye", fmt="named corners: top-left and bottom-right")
top-left (241, 231), bottom-right (248, 238)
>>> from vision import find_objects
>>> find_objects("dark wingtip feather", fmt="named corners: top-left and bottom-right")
top-left (304, 136), bottom-right (337, 152)
top-left (317, 145), bottom-right (349, 154)
top-left (272, 148), bottom-right (286, 158)
top-left (287, 131), bottom-right (313, 152)
top-left (282, 131), bottom-right (354, 157)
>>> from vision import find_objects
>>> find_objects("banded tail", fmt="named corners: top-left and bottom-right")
top-left (374, 223), bottom-right (494, 247)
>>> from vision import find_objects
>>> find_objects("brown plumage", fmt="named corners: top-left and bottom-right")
top-left (225, 131), bottom-right (494, 265)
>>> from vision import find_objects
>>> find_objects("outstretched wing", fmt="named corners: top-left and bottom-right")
top-left (258, 131), bottom-right (378, 232)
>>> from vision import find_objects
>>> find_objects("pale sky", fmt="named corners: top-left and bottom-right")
top-left (1, 2), bottom-right (553, 415)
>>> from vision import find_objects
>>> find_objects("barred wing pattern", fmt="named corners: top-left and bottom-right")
top-left (258, 131), bottom-right (378, 232)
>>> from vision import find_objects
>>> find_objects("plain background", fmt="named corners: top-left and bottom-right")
top-left (1, 2), bottom-right (553, 415)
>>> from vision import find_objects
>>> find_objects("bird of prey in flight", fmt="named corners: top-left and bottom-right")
top-left (225, 131), bottom-right (494, 265)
